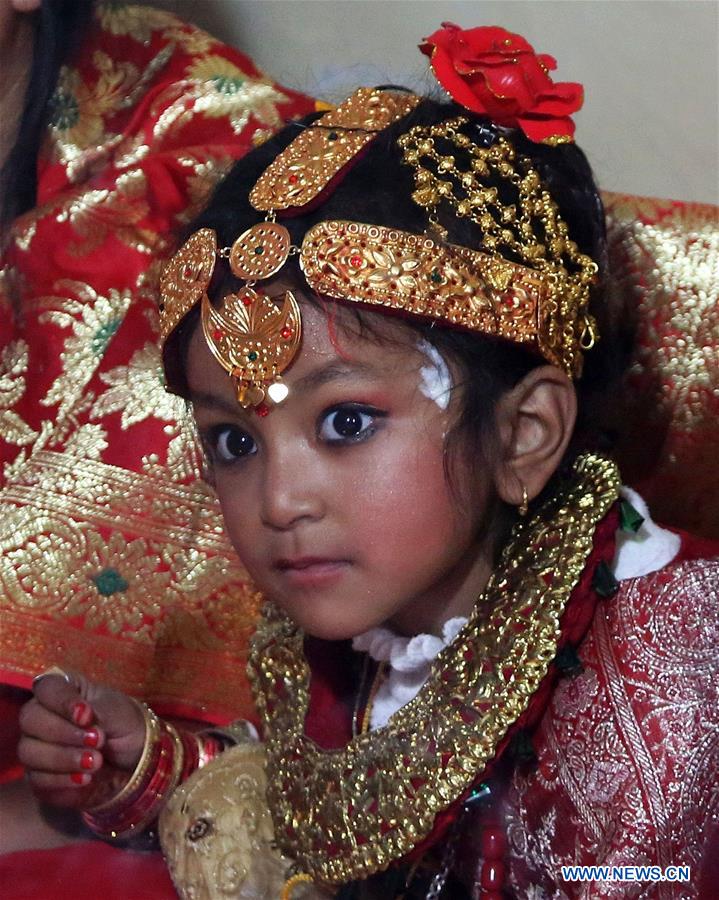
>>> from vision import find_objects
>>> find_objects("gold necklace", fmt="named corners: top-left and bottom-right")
top-left (248, 453), bottom-right (620, 885)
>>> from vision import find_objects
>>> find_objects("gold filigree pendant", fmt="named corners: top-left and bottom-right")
top-left (201, 288), bottom-right (301, 409)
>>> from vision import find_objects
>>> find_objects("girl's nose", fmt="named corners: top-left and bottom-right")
top-left (259, 450), bottom-right (325, 531)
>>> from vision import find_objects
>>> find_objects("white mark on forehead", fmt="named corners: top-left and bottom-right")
top-left (417, 339), bottom-right (452, 410)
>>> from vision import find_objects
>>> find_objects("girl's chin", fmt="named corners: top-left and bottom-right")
top-left (294, 619), bottom-right (374, 642)
top-left (281, 607), bottom-right (387, 642)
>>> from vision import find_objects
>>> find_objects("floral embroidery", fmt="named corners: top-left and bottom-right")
top-left (39, 283), bottom-right (131, 418)
top-left (49, 53), bottom-right (140, 165)
top-left (552, 668), bottom-right (598, 718)
top-left (49, 67), bottom-right (106, 158)
top-left (173, 58), bottom-right (290, 135)
top-left (64, 532), bottom-right (169, 639)
top-left (96, 1), bottom-right (177, 42)
top-left (585, 758), bottom-right (631, 804)
top-left (0, 341), bottom-right (36, 448)
top-left (63, 424), bottom-right (109, 461)
top-left (56, 170), bottom-right (155, 256)
top-left (188, 56), bottom-right (249, 97)
top-left (505, 560), bottom-right (719, 897)
top-left (91, 343), bottom-right (185, 429)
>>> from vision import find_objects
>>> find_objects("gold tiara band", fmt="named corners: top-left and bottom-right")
top-left (301, 220), bottom-right (555, 366)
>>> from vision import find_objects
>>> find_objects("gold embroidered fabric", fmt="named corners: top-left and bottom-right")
top-left (0, 3), bottom-right (313, 719)
top-left (248, 454), bottom-right (620, 884)
top-left (603, 192), bottom-right (719, 539)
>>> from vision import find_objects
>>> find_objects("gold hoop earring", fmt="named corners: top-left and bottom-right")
top-left (518, 484), bottom-right (529, 517)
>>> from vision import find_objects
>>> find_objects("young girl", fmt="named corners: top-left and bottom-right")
top-left (17, 24), bottom-right (718, 899)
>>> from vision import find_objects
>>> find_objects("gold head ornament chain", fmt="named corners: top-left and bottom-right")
top-left (398, 117), bottom-right (599, 375)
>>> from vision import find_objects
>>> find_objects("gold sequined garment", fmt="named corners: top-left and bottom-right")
top-left (604, 193), bottom-right (719, 539)
top-left (0, 3), bottom-right (313, 720)
top-left (248, 454), bottom-right (620, 884)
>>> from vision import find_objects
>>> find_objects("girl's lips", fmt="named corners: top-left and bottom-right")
top-left (275, 558), bottom-right (350, 586)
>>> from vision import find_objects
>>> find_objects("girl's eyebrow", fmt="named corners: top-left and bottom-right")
top-left (188, 391), bottom-right (242, 417)
top-left (293, 360), bottom-right (377, 393)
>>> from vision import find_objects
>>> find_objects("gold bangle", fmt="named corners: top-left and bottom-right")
top-left (162, 722), bottom-right (186, 800)
top-left (116, 723), bottom-right (186, 838)
top-left (85, 700), bottom-right (160, 814)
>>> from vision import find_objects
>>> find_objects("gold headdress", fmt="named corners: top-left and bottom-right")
top-left (159, 83), bottom-right (598, 407)
top-left (159, 88), bottom-right (420, 409)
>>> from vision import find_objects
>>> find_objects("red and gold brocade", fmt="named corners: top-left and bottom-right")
top-left (603, 193), bottom-right (719, 541)
top-left (0, 3), bottom-right (313, 726)
top-left (503, 544), bottom-right (719, 897)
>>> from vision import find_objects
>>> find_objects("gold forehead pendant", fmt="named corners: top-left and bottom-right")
top-left (160, 222), bottom-right (301, 412)
top-left (206, 220), bottom-right (301, 411)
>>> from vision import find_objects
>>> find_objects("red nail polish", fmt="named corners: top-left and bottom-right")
top-left (83, 728), bottom-right (100, 748)
top-left (80, 751), bottom-right (94, 770)
top-left (71, 772), bottom-right (88, 785)
top-left (71, 701), bottom-right (91, 727)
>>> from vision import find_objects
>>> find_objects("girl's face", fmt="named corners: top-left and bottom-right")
top-left (186, 298), bottom-right (497, 640)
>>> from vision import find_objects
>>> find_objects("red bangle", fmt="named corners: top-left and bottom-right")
top-left (82, 711), bottom-right (225, 840)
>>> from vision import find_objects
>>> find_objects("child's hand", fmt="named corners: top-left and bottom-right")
top-left (18, 669), bottom-right (146, 809)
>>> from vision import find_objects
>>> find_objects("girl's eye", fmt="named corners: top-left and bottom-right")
top-left (206, 425), bottom-right (256, 463)
top-left (318, 405), bottom-right (381, 444)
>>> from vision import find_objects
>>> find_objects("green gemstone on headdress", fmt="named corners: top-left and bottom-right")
top-left (248, 351), bottom-right (259, 361)
top-left (254, 246), bottom-right (264, 255)
top-left (430, 268), bottom-right (443, 284)
top-left (619, 499), bottom-right (645, 534)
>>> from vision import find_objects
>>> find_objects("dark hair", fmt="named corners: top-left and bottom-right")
top-left (167, 97), bottom-right (622, 523)
top-left (0, 0), bottom-right (94, 230)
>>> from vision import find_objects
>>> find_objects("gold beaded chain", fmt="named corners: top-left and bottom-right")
top-left (398, 117), bottom-right (599, 376)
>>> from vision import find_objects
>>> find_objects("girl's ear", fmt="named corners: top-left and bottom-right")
top-left (493, 366), bottom-right (577, 509)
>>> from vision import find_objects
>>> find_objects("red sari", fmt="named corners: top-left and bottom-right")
top-left (294, 519), bottom-right (719, 898)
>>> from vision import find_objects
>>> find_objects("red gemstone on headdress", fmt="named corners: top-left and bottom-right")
top-left (280, 326), bottom-right (293, 340)
top-left (350, 254), bottom-right (363, 268)
top-left (288, 174), bottom-right (299, 184)
top-left (212, 328), bottom-right (223, 341)
top-left (242, 294), bottom-right (254, 306)
top-left (183, 264), bottom-right (194, 279)
top-left (255, 403), bottom-right (270, 417)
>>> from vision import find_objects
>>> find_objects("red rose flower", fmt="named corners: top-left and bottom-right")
top-left (420, 22), bottom-right (583, 144)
